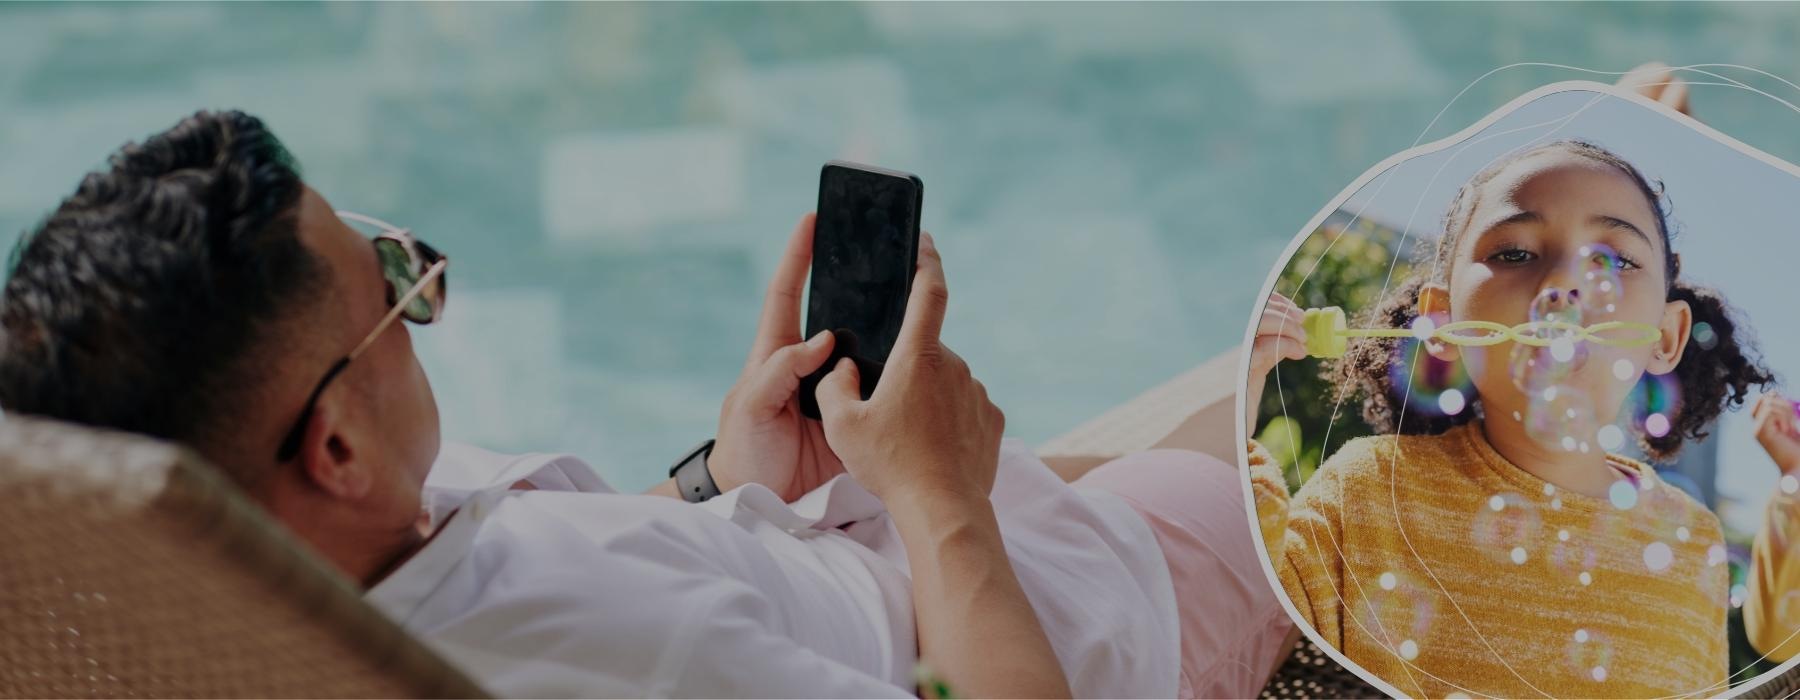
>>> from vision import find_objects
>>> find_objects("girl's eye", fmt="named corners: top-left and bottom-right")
top-left (1490, 248), bottom-right (1536, 264)
top-left (1587, 252), bottom-right (1643, 271)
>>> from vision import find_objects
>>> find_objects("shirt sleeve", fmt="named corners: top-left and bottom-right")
top-left (1248, 437), bottom-right (1358, 648)
top-left (1746, 487), bottom-right (1800, 662)
top-left (418, 569), bottom-right (913, 699)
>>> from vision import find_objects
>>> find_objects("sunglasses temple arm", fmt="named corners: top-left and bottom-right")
top-left (275, 356), bottom-right (353, 462)
top-left (348, 259), bottom-right (449, 361)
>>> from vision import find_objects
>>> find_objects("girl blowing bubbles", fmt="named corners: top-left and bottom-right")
top-left (1247, 139), bottom-right (1775, 698)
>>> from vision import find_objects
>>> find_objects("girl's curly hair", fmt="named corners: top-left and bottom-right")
top-left (1329, 139), bottom-right (1774, 460)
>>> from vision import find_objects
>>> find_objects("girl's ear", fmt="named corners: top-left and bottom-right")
top-left (1418, 282), bottom-right (1459, 362)
top-left (1648, 297), bottom-right (1692, 375)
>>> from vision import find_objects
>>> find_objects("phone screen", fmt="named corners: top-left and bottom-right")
top-left (799, 161), bottom-right (922, 419)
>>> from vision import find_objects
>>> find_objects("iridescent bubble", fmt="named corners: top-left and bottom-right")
top-left (1783, 475), bottom-right (1799, 495)
top-left (1575, 244), bottom-right (1625, 316)
top-left (1732, 583), bottom-right (1749, 608)
top-left (1390, 337), bottom-right (1475, 418)
top-left (1399, 639), bottom-right (1420, 661)
top-left (1355, 569), bottom-right (1436, 645)
top-left (1525, 384), bottom-right (1597, 449)
top-left (1692, 322), bottom-right (1718, 351)
top-left (1612, 359), bottom-right (1635, 382)
top-left (1550, 539), bottom-right (1598, 585)
top-left (1608, 481), bottom-right (1638, 510)
top-left (1628, 373), bottom-right (1682, 440)
top-left (1437, 388), bottom-right (1467, 416)
top-left (1644, 541), bottom-right (1674, 572)
top-left (1510, 288), bottom-right (1587, 394)
top-left (1566, 627), bottom-right (1613, 683)
top-left (1473, 491), bottom-right (1541, 565)
top-left (1640, 483), bottom-right (1701, 556)
top-left (1597, 424), bottom-right (1625, 452)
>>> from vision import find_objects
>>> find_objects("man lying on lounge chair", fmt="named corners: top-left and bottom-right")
top-left (0, 110), bottom-right (1290, 698)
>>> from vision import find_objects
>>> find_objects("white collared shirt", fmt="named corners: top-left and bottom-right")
top-left (367, 439), bottom-right (1178, 698)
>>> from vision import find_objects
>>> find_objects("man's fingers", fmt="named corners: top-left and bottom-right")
top-left (747, 214), bottom-right (817, 369)
top-left (744, 331), bottom-right (835, 414)
top-left (892, 231), bottom-right (949, 358)
top-left (1660, 77), bottom-right (1691, 114)
top-left (813, 357), bottom-right (864, 428)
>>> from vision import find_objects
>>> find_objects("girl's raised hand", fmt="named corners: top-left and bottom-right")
top-left (1753, 392), bottom-right (1800, 475)
top-left (1245, 293), bottom-right (1309, 438)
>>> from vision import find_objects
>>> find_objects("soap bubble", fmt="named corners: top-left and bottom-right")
top-left (1643, 541), bottom-right (1674, 572)
top-left (1640, 483), bottom-right (1701, 556)
top-left (1627, 373), bottom-right (1682, 441)
top-left (1597, 424), bottom-right (1625, 451)
top-left (1389, 337), bottom-right (1475, 418)
top-left (1574, 244), bottom-right (1625, 316)
top-left (1550, 538), bottom-right (1598, 585)
top-left (1510, 287), bottom-right (1587, 394)
top-left (1473, 491), bottom-right (1541, 565)
top-left (1692, 322), bottom-right (1718, 351)
top-left (1354, 568), bottom-right (1436, 645)
top-left (1607, 481), bottom-right (1638, 510)
top-left (1523, 384), bottom-right (1597, 449)
top-left (1566, 627), bottom-right (1613, 684)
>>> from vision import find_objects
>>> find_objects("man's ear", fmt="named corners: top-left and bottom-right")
top-left (1418, 282), bottom-right (1459, 362)
top-left (297, 399), bottom-right (370, 500)
top-left (1648, 297), bottom-right (1692, 376)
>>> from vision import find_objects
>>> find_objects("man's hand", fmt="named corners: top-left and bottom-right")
top-left (707, 214), bottom-right (847, 502)
top-left (1244, 292), bottom-right (1309, 437)
top-left (812, 232), bottom-right (1004, 506)
top-left (811, 232), bottom-right (1068, 699)
top-left (1754, 392), bottom-right (1800, 475)
top-left (1616, 61), bottom-right (1693, 116)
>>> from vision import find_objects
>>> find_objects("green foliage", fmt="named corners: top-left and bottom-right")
top-left (1255, 215), bottom-right (1414, 494)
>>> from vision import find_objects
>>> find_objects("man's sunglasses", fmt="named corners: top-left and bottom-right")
top-left (275, 211), bottom-right (448, 462)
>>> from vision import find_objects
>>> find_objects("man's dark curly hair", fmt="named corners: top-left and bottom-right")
top-left (0, 110), bottom-right (328, 475)
top-left (1330, 139), bottom-right (1774, 461)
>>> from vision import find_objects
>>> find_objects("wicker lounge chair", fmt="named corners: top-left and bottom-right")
top-left (0, 416), bottom-right (485, 699)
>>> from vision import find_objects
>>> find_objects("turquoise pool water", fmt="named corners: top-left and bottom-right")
top-left (3, 3), bottom-right (1799, 491)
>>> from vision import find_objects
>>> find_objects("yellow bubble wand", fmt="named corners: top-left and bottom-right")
top-left (1299, 305), bottom-right (1664, 359)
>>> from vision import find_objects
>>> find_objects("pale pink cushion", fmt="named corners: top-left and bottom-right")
top-left (1076, 449), bottom-right (1295, 699)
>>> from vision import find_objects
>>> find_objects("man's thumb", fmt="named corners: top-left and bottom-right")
top-left (814, 357), bottom-right (863, 424)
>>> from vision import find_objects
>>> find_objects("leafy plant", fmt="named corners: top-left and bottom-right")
top-left (1255, 213), bottom-right (1414, 494)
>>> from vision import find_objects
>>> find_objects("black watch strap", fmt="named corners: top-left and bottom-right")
top-left (669, 439), bottom-right (720, 503)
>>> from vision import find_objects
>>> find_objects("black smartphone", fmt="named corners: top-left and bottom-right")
top-left (798, 161), bottom-right (923, 420)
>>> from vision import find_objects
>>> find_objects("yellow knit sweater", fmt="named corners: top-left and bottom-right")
top-left (1250, 421), bottom-right (1729, 698)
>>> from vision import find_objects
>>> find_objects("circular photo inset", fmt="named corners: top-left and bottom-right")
top-left (1243, 79), bottom-right (1800, 698)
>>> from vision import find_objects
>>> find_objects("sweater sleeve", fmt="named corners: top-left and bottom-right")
top-left (1746, 487), bottom-right (1800, 662)
top-left (1248, 438), bottom-right (1363, 649)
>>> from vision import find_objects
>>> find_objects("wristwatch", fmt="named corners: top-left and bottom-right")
top-left (669, 439), bottom-right (720, 503)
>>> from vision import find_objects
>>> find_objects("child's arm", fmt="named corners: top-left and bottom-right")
top-left (1247, 435), bottom-right (1356, 648)
top-left (1745, 392), bottom-right (1800, 661)
top-left (1244, 292), bottom-right (1350, 645)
